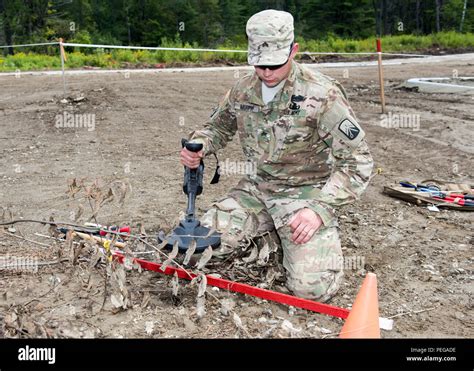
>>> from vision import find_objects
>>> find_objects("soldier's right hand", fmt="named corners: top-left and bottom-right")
top-left (180, 148), bottom-right (203, 169)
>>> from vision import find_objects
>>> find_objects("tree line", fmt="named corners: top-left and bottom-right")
top-left (1, 0), bottom-right (472, 52)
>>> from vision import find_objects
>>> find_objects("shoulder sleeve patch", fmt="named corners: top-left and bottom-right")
top-left (318, 88), bottom-right (365, 150)
top-left (330, 117), bottom-right (365, 149)
top-left (338, 119), bottom-right (360, 140)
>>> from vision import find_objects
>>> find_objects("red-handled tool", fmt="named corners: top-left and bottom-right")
top-left (433, 196), bottom-right (474, 207)
top-left (99, 225), bottom-right (131, 237)
top-left (444, 193), bottom-right (474, 200)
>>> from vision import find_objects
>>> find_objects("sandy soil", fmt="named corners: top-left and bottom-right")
top-left (0, 56), bottom-right (473, 339)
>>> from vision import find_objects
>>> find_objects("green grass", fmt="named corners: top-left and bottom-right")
top-left (297, 31), bottom-right (474, 53)
top-left (1, 31), bottom-right (473, 72)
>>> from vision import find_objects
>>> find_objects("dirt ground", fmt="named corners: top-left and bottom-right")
top-left (0, 56), bottom-right (473, 339)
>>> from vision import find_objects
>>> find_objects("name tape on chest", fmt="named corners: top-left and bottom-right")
top-left (234, 103), bottom-right (261, 113)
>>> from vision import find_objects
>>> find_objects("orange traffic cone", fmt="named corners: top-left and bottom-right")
top-left (339, 272), bottom-right (381, 338)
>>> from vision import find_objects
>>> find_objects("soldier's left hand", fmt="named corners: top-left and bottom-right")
top-left (288, 208), bottom-right (323, 244)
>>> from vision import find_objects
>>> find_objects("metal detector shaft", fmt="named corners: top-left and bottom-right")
top-left (186, 187), bottom-right (197, 221)
top-left (184, 164), bottom-right (203, 221)
top-left (182, 139), bottom-right (204, 221)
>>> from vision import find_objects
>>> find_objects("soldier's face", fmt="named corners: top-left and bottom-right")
top-left (255, 43), bottom-right (299, 87)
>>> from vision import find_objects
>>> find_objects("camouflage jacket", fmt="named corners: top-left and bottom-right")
top-left (190, 61), bottom-right (374, 226)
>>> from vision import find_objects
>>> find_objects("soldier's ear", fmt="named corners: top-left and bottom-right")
top-left (291, 43), bottom-right (299, 59)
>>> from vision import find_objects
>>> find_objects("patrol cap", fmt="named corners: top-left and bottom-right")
top-left (246, 10), bottom-right (294, 66)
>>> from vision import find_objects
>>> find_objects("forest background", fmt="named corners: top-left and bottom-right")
top-left (1, 0), bottom-right (473, 70)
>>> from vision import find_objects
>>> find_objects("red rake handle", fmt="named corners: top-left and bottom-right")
top-left (114, 253), bottom-right (350, 319)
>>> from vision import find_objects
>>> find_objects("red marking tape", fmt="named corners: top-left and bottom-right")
top-left (115, 253), bottom-right (350, 319)
top-left (376, 39), bottom-right (382, 53)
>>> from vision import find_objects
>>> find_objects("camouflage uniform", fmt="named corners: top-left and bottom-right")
top-left (188, 11), bottom-right (374, 302)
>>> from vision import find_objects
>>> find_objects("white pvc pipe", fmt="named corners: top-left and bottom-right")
top-left (405, 77), bottom-right (474, 93)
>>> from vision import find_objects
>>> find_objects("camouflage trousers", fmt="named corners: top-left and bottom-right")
top-left (201, 178), bottom-right (344, 302)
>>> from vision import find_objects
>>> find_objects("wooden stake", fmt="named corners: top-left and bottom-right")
top-left (59, 38), bottom-right (67, 96)
top-left (376, 39), bottom-right (386, 114)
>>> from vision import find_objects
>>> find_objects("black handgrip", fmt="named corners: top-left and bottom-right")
top-left (181, 138), bottom-right (203, 153)
top-left (186, 142), bottom-right (203, 152)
